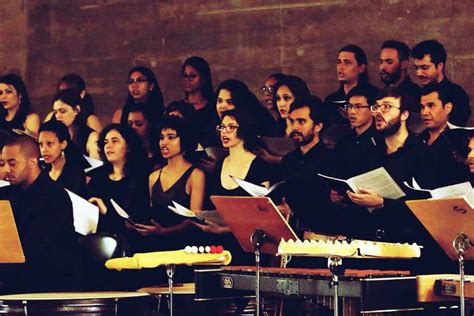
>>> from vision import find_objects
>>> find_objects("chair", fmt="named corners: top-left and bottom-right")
top-left (78, 233), bottom-right (130, 291)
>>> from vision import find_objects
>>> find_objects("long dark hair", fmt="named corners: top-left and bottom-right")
top-left (0, 73), bottom-right (32, 124)
top-left (98, 124), bottom-right (148, 178)
top-left (121, 66), bottom-right (164, 125)
top-left (181, 56), bottom-right (215, 103)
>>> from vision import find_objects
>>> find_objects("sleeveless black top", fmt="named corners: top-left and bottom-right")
top-left (0, 113), bottom-right (26, 135)
top-left (151, 166), bottom-right (195, 227)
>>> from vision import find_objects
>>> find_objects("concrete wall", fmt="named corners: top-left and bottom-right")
top-left (1, 0), bottom-right (473, 124)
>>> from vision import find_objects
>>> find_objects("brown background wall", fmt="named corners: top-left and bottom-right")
top-left (1, 0), bottom-right (473, 124)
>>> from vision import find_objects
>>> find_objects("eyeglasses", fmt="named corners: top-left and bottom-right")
top-left (259, 85), bottom-right (274, 95)
top-left (370, 103), bottom-right (401, 113)
top-left (216, 124), bottom-right (239, 133)
top-left (181, 73), bottom-right (198, 80)
top-left (127, 77), bottom-right (148, 84)
top-left (343, 103), bottom-right (370, 111)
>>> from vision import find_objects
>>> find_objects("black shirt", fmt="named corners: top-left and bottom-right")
top-left (439, 78), bottom-right (471, 126)
top-left (2, 172), bottom-right (80, 293)
top-left (420, 127), bottom-right (470, 186)
top-left (324, 81), bottom-right (379, 126)
top-left (279, 141), bottom-right (336, 233)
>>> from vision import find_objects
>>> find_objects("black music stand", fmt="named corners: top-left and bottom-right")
top-left (407, 197), bottom-right (474, 316)
top-left (210, 196), bottom-right (298, 316)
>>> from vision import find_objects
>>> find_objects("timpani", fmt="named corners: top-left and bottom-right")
top-left (0, 291), bottom-right (155, 315)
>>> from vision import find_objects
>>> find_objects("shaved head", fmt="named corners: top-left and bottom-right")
top-left (4, 135), bottom-right (40, 161)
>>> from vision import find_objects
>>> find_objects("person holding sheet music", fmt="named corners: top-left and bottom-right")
top-left (345, 87), bottom-right (451, 273)
top-left (127, 116), bottom-right (205, 251)
top-left (87, 124), bottom-right (149, 248)
top-left (50, 88), bottom-right (100, 160)
top-left (330, 86), bottom-right (380, 238)
top-left (0, 135), bottom-right (81, 293)
top-left (195, 109), bottom-right (273, 264)
top-left (38, 120), bottom-right (87, 195)
top-left (418, 84), bottom-right (470, 186)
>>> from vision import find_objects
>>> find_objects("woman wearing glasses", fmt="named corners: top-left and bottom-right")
top-left (169, 56), bottom-right (217, 148)
top-left (215, 79), bottom-right (276, 137)
top-left (259, 73), bottom-right (286, 121)
top-left (112, 66), bottom-right (165, 126)
top-left (195, 108), bottom-right (273, 264)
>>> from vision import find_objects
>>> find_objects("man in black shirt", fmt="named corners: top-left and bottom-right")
top-left (412, 39), bottom-right (471, 126)
top-left (345, 87), bottom-right (451, 273)
top-left (379, 40), bottom-right (423, 133)
top-left (330, 86), bottom-right (380, 238)
top-left (324, 44), bottom-right (379, 126)
top-left (419, 84), bottom-right (470, 186)
top-left (0, 135), bottom-right (80, 293)
top-left (280, 98), bottom-right (335, 234)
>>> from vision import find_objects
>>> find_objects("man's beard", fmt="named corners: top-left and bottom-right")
top-left (378, 115), bottom-right (402, 136)
top-left (290, 131), bottom-right (315, 146)
top-left (380, 67), bottom-right (402, 85)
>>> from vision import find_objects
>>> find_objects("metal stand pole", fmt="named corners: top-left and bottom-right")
top-left (453, 233), bottom-right (472, 316)
top-left (251, 229), bottom-right (267, 316)
top-left (166, 264), bottom-right (176, 316)
top-left (328, 257), bottom-right (344, 316)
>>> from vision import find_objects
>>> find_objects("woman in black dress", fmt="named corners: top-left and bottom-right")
top-left (129, 116), bottom-right (205, 250)
top-left (0, 74), bottom-right (40, 137)
top-left (112, 66), bottom-right (164, 127)
top-left (38, 120), bottom-right (87, 195)
top-left (87, 124), bottom-right (149, 246)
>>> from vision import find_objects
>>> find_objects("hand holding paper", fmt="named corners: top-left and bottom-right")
top-left (230, 176), bottom-right (283, 197)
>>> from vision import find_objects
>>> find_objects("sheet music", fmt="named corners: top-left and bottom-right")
top-left (167, 201), bottom-right (221, 225)
top-left (404, 179), bottom-right (474, 208)
top-left (318, 167), bottom-right (405, 199)
top-left (447, 122), bottom-right (474, 130)
top-left (110, 199), bottom-right (132, 220)
top-left (0, 180), bottom-right (10, 187)
top-left (230, 176), bottom-right (283, 197)
top-left (66, 189), bottom-right (99, 235)
top-left (84, 155), bottom-right (103, 173)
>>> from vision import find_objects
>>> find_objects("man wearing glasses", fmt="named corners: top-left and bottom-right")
top-left (344, 87), bottom-right (450, 273)
top-left (329, 86), bottom-right (380, 238)
top-left (324, 44), bottom-right (378, 126)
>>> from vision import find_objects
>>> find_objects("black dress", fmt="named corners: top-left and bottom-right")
top-left (87, 167), bottom-right (149, 249)
top-left (209, 157), bottom-right (273, 265)
top-left (150, 166), bottom-right (197, 250)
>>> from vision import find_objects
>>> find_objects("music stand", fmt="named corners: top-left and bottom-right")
top-left (210, 196), bottom-right (298, 316)
top-left (406, 197), bottom-right (474, 316)
top-left (0, 200), bottom-right (24, 263)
